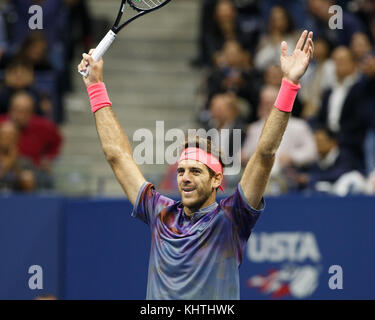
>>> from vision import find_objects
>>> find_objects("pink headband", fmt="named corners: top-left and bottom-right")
top-left (178, 147), bottom-right (224, 192)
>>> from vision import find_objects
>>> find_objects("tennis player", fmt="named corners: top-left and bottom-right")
top-left (78, 30), bottom-right (314, 300)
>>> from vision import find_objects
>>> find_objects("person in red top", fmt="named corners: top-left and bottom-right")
top-left (0, 91), bottom-right (63, 188)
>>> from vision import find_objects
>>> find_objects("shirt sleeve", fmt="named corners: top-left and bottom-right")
top-left (131, 182), bottom-right (175, 226)
top-left (220, 183), bottom-right (265, 244)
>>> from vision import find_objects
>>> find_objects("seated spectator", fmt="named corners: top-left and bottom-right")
top-left (16, 31), bottom-right (53, 72)
top-left (193, 0), bottom-right (262, 67)
top-left (241, 85), bottom-right (317, 176)
top-left (0, 91), bottom-right (63, 189)
top-left (0, 60), bottom-right (42, 115)
top-left (231, 0), bottom-right (262, 54)
top-left (0, 121), bottom-right (36, 192)
top-left (204, 93), bottom-right (246, 159)
top-left (254, 5), bottom-right (299, 71)
top-left (312, 46), bottom-right (367, 170)
top-left (296, 127), bottom-right (363, 192)
top-left (203, 0), bottom-right (251, 66)
top-left (207, 40), bottom-right (262, 122)
top-left (8, 0), bottom-right (69, 72)
top-left (350, 32), bottom-right (373, 65)
top-left (300, 37), bottom-right (336, 119)
top-left (306, 0), bottom-right (364, 47)
top-left (259, 0), bottom-right (307, 30)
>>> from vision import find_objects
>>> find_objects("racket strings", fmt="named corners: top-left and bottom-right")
top-left (129, 0), bottom-right (167, 11)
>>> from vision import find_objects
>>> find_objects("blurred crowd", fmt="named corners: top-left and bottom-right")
top-left (0, 0), bottom-right (94, 193)
top-left (163, 0), bottom-right (375, 196)
top-left (1, 0), bottom-right (375, 197)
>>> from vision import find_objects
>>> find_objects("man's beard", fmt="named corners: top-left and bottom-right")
top-left (182, 185), bottom-right (214, 213)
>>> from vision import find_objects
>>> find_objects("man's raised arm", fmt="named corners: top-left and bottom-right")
top-left (240, 30), bottom-right (314, 209)
top-left (78, 51), bottom-right (146, 205)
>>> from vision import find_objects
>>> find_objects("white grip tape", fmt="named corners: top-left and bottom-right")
top-left (79, 30), bottom-right (116, 77)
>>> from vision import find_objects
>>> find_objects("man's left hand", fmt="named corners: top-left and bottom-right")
top-left (280, 30), bottom-right (314, 85)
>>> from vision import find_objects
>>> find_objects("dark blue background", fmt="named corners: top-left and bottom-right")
top-left (1, 194), bottom-right (374, 299)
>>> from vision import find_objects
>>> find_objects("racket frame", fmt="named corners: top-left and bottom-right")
top-left (79, 0), bottom-right (171, 77)
top-left (112, 0), bottom-right (171, 34)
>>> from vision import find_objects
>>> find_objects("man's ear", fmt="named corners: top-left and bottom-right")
top-left (212, 172), bottom-right (223, 189)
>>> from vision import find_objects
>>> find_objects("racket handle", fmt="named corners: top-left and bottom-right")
top-left (79, 30), bottom-right (117, 78)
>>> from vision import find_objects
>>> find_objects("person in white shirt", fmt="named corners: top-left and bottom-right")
top-left (241, 85), bottom-right (318, 175)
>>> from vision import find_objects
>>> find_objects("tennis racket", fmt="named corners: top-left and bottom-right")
top-left (79, 0), bottom-right (172, 77)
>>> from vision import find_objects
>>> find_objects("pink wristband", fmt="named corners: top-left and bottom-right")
top-left (87, 82), bottom-right (112, 113)
top-left (274, 78), bottom-right (301, 113)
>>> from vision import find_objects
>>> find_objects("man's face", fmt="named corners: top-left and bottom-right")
top-left (0, 122), bottom-right (18, 150)
top-left (332, 47), bottom-right (356, 80)
top-left (177, 160), bottom-right (217, 211)
top-left (224, 41), bottom-right (243, 68)
top-left (215, 1), bottom-right (236, 24)
top-left (350, 32), bottom-right (371, 61)
top-left (5, 66), bottom-right (34, 89)
top-left (210, 95), bottom-right (232, 124)
top-left (9, 95), bottom-right (34, 128)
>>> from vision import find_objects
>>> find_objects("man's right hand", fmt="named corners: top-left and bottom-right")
top-left (77, 49), bottom-right (104, 88)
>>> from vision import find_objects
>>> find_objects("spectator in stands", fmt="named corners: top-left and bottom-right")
top-left (241, 85), bottom-right (317, 176)
top-left (16, 32), bottom-right (53, 72)
top-left (296, 127), bottom-right (361, 192)
top-left (312, 46), bottom-right (367, 170)
top-left (9, 0), bottom-right (69, 71)
top-left (206, 40), bottom-right (262, 122)
top-left (300, 37), bottom-right (335, 119)
top-left (259, 0), bottom-right (307, 30)
top-left (0, 91), bottom-right (62, 189)
top-left (203, 0), bottom-right (250, 66)
top-left (230, 0), bottom-right (262, 54)
top-left (193, 0), bottom-right (261, 67)
top-left (254, 5), bottom-right (299, 71)
top-left (306, 0), bottom-right (364, 47)
top-left (16, 32), bottom-right (55, 118)
top-left (0, 60), bottom-right (42, 115)
top-left (350, 32), bottom-right (373, 65)
top-left (205, 92), bottom-right (246, 159)
top-left (0, 121), bottom-right (36, 192)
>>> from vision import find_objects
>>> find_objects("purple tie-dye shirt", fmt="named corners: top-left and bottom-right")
top-left (132, 182), bottom-right (265, 300)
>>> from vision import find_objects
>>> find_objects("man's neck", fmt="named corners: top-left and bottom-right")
top-left (184, 196), bottom-right (217, 217)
